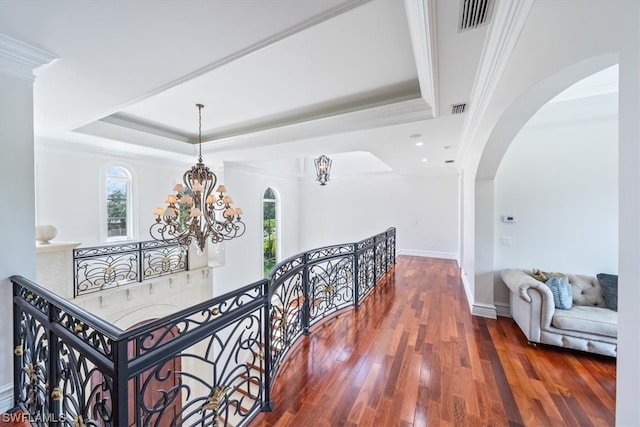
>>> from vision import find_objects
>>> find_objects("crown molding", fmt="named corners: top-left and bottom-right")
top-left (458, 0), bottom-right (534, 163)
top-left (404, 0), bottom-right (439, 117)
top-left (0, 34), bottom-right (58, 81)
top-left (202, 97), bottom-right (432, 154)
top-left (73, 119), bottom-right (196, 157)
top-left (77, 97), bottom-right (431, 158)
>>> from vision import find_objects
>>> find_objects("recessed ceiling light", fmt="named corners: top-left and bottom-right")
top-left (410, 133), bottom-right (422, 139)
top-left (421, 158), bottom-right (428, 162)
top-left (416, 141), bottom-right (424, 147)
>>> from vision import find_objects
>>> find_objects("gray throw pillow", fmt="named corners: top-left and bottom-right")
top-left (597, 273), bottom-right (618, 311)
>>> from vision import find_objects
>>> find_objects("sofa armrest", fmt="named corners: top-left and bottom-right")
top-left (501, 268), bottom-right (556, 333)
top-left (500, 269), bottom-right (552, 302)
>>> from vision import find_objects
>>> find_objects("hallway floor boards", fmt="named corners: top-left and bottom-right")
top-left (250, 256), bottom-right (616, 427)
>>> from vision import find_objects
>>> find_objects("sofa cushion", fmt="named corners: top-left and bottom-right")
top-left (551, 306), bottom-right (617, 338)
top-left (569, 274), bottom-right (607, 307)
top-left (545, 277), bottom-right (572, 310)
top-left (597, 273), bottom-right (618, 311)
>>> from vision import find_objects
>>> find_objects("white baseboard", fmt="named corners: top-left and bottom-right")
top-left (495, 302), bottom-right (511, 318)
top-left (460, 269), bottom-right (474, 313)
top-left (472, 302), bottom-right (497, 319)
top-left (397, 249), bottom-right (458, 260)
top-left (0, 383), bottom-right (13, 412)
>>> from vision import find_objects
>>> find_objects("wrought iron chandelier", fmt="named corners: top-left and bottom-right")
top-left (314, 155), bottom-right (332, 186)
top-left (151, 104), bottom-right (246, 253)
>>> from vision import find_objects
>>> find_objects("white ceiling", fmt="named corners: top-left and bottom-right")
top-left (0, 0), bottom-right (616, 177)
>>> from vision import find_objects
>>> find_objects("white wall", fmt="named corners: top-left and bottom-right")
top-left (35, 141), bottom-right (191, 247)
top-left (494, 117), bottom-right (618, 306)
top-left (615, 9), bottom-right (640, 423)
top-left (210, 162), bottom-right (301, 296)
top-left (0, 70), bottom-right (38, 410)
top-left (299, 172), bottom-right (459, 258)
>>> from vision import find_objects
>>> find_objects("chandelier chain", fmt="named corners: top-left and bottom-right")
top-left (197, 103), bottom-right (204, 162)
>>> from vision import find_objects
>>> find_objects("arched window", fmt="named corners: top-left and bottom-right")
top-left (263, 187), bottom-right (279, 275)
top-left (105, 165), bottom-right (132, 241)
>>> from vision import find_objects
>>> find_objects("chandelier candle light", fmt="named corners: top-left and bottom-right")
top-left (314, 154), bottom-right (332, 186)
top-left (151, 104), bottom-right (246, 253)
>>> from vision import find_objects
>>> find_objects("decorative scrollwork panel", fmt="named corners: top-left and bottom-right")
top-left (57, 342), bottom-right (114, 427)
top-left (375, 239), bottom-right (387, 281)
top-left (133, 308), bottom-right (265, 426)
top-left (14, 309), bottom-right (49, 424)
top-left (308, 257), bottom-right (354, 324)
top-left (269, 270), bottom-right (304, 378)
top-left (357, 247), bottom-right (375, 303)
top-left (74, 253), bottom-right (139, 296)
top-left (142, 245), bottom-right (187, 280)
top-left (386, 232), bottom-right (396, 266)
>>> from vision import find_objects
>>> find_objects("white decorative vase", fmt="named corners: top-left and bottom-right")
top-left (36, 224), bottom-right (57, 244)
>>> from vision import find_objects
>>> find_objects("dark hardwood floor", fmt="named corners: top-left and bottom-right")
top-left (251, 256), bottom-right (616, 427)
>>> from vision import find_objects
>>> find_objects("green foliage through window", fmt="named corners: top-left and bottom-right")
top-left (263, 188), bottom-right (277, 276)
top-left (106, 166), bottom-right (130, 239)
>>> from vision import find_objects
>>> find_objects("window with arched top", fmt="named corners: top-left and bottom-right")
top-left (105, 165), bottom-right (133, 241)
top-left (263, 187), bottom-right (279, 275)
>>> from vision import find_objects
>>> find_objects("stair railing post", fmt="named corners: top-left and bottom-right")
top-left (112, 338), bottom-right (129, 426)
top-left (384, 234), bottom-right (388, 274)
top-left (373, 237), bottom-right (379, 286)
top-left (137, 242), bottom-right (143, 283)
top-left (47, 302), bottom-right (61, 426)
top-left (262, 278), bottom-right (273, 411)
top-left (353, 244), bottom-right (360, 307)
top-left (302, 253), bottom-right (310, 336)
top-left (12, 282), bottom-right (21, 414)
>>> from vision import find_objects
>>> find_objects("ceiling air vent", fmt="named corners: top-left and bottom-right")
top-left (451, 103), bottom-right (467, 115)
top-left (459, 0), bottom-right (494, 32)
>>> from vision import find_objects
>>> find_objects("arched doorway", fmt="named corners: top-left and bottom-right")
top-left (471, 54), bottom-right (619, 315)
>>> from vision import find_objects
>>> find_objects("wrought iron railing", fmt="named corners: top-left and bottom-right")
top-left (11, 228), bottom-right (395, 426)
top-left (73, 240), bottom-right (188, 296)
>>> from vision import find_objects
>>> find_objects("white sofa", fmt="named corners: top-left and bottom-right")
top-left (500, 269), bottom-right (617, 357)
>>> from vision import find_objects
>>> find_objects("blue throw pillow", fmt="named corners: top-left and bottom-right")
top-left (545, 277), bottom-right (572, 310)
top-left (597, 273), bottom-right (618, 311)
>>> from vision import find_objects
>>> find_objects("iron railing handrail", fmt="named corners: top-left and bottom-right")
top-left (118, 279), bottom-right (269, 341)
top-left (11, 275), bottom-right (124, 339)
top-left (12, 227), bottom-right (396, 426)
